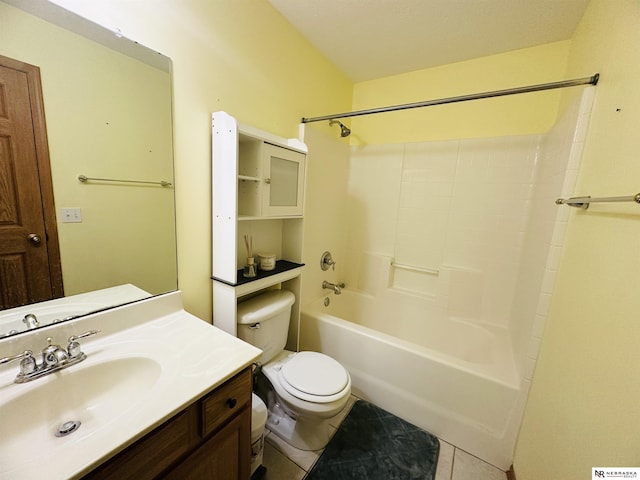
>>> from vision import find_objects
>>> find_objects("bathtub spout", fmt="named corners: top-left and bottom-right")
top-left (322, 281), bottom-right (345, 295)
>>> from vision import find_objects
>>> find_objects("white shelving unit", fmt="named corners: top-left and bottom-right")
top-left (211, 111), bottom-right (307, 349)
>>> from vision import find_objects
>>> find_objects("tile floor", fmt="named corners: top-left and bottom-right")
top-left (260, 395), bottom-right (507, 480)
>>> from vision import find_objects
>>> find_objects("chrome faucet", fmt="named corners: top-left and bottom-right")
top-left (0, 330), bottom-right (99, 383)
top-left (322, 281), bottom-right (345, 295)
top-left (41, 337), bottom-right (69, 368)
top-left (22, 313), bottom-right (39, 329)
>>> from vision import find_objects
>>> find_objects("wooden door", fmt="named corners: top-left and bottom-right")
top-left (0, 54), bottom-right (62, 309)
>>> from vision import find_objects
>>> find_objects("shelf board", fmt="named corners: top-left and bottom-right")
top-left (212, 260), bottom-right (304, 296)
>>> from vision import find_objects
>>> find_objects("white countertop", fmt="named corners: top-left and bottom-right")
top-left (0, 291), bottom-right (261, 479)
top-left (0, 284), bottom-right (152, 337)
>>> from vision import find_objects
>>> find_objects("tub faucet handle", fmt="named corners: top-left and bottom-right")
top-left (321, 251), bottom-right (336, 271)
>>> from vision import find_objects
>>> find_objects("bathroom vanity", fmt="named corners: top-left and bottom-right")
top-left (0, 292), bottom-right (261, 480)
top-left (85, 367), bottom-right (252, 479)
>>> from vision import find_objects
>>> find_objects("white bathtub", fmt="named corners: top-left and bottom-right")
top-left (300, 289), bottom-right (521, 470)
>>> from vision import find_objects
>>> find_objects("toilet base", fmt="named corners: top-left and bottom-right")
top-left (266, 396), bottom-right (331, 451)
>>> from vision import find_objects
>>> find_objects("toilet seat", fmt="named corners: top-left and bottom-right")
top-left (278, 351), bottom-right (350, 403)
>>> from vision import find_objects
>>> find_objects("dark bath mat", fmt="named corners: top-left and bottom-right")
top-left (304, 400), bottom-right (440, 480)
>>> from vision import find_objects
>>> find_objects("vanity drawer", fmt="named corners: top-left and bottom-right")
top-left (201, 368), bottom-right (252, 437)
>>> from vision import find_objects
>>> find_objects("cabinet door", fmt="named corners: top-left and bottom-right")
top-left (164, 407), bottom-right (251, 480)
top-left (262, 144), bottom-right (305, 216)
top-left (83, 408), bottom-right (196, 480)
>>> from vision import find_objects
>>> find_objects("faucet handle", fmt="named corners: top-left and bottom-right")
top-left (0, 350), bottom-right (33, 365)
top-left (321, 251), bottom-right (336, 271)
top-left (67, 330), bottom-right (100, 358)
top-left (68, 330), bottom-right (100, 342)
top-left (0, 350), bottom-right (37, 375)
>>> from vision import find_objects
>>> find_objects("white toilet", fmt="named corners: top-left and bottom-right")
top-left (237, 290), bottom-right (351, 451)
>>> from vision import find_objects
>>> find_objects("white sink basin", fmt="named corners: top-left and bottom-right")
top-left (1, 357), bottom-right (160, 441)
top-left (0, 357), bottom-right (161, 470)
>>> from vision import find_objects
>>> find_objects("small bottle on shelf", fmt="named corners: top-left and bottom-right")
top-left (243, 257), bottom-right (257, 278)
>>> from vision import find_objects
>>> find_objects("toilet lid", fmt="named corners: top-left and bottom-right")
top-left (279, 351), bottom-right (349, 401)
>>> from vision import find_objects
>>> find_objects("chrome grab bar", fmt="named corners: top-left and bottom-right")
top-left (390, 260), bottom-right (439, 276)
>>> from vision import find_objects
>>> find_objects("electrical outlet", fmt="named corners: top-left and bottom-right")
top-left (61, 208), bottom-right (82, 223)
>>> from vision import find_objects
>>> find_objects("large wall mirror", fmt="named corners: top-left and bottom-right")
top-left (0, 0), bottom-right (177, 337)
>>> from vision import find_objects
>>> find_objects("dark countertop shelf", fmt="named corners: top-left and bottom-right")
top-left (212, 260), bottom-right (304, 287)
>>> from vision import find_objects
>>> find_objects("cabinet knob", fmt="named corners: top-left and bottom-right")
top-left (264, 178), bottom-right (271, 184)
top-left (226, 397), bottom-right (237, 409)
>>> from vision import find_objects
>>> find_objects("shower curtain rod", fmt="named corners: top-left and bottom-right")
top-left (301, 73), bottom-right (599, 123)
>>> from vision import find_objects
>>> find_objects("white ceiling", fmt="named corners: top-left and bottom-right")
top-left (268, 0), bottom-right (591, 82)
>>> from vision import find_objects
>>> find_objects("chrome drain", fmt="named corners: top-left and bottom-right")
top-left (55, 420), bottom-right (81, 437)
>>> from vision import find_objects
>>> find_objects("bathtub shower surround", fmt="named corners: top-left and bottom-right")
top-left (344, 134), bottom-right (541, 325)
top-left (301, 88), bottom-right (595, 469)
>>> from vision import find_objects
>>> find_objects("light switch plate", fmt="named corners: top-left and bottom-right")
top-left (61, 208), bottom-right (82, 223)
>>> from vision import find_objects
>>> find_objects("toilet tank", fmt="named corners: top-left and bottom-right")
top-left (237, 290), bottom-right (295, 364)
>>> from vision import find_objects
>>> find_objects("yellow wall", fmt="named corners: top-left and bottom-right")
top-left (514, 0), bottom-right (640, 477)
top-left (39, 0), bottom-right (353, 320)
top-left (351, 41), bottom-right (571, 145)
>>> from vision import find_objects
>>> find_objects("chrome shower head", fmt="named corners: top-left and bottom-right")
top-left (329, 119), bottom-right (351, 137)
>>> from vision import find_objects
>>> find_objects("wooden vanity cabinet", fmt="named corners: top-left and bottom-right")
top-left (83, 367), bottom-right (252, 480)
